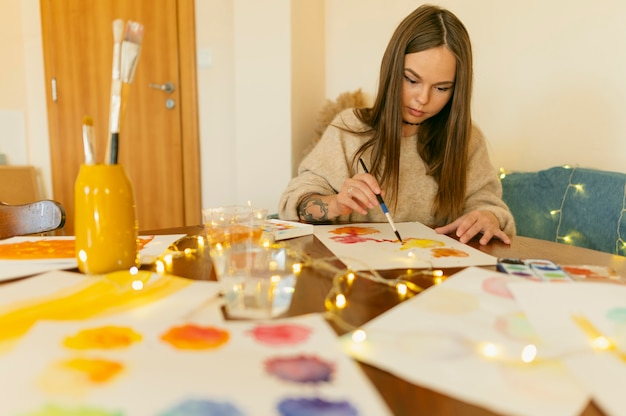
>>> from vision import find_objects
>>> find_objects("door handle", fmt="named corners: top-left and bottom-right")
top-left (148, 82), bottom-right (175, 94)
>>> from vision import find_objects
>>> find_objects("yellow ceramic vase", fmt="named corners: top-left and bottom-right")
top-left (74, 164), bottom-right (138, 274)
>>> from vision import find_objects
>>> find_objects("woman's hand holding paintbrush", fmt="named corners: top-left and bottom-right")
top-left (357, 159), bottom-right (403, 243)
top-left (334, 159), bottom-right (404, 243)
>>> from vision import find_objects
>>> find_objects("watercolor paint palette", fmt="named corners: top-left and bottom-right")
top-left (0, 270), bottom-right (390, 416)
top-left (314, 222), bottom-right (497, 271)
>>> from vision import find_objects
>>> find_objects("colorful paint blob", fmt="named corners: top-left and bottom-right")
top-left (265, 354), bottom-right (334, 384)
top-left (158, 399), bottom-right (244, 416)
top-left (39, 357), bottom-right (124, 395)
top-left (248, 324), bottom-right (312, 345)
top-left (61, 357), bottom-right (124, 383)
top-left (0, 271), bottom-right (191, 349)
top-left (21, 403), bottom-right (123, 416)
top-left (481, 276), bottom-right (514, 299)
top-left (63, 326), bottom-right (142, 350)
top-left (400, 238), bottom-right (445, 250)
top-left (431, 247), bottom-right (469, 258)
top-left (397, 332), bottom-right (472, 359)
top-left (414, 287), bottom-right (479, 314)
top-left (494, 312), bottom-right (542, 343)
top-left (329, 226), bottom-right (392, 244)
top-left (160, 324), bottom-right (229, 350)
top-left (606, 307), bottom-right (626, 323)
top-left (329, 226), bottom-right (379, 236)
top-left (277, 397), bottom-right (358, 416)
top-left (0, 236), bottom-right (153, 260)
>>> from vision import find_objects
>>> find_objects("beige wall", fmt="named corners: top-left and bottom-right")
top-left (4, 0), bottom-right (626, 216)
top-left (326, 0), bottom-right (626, 174)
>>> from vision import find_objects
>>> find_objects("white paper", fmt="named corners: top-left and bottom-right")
top-left (508, 281), bottom-right (626, 416)
top-left (0, 234), bottom-right (185, 281)
top-left (315, 222), bottom-right (497, 271)
top-left (0, 300), bottom-right (390, 416)
top-left (340, 267), bottom-right (589, 416)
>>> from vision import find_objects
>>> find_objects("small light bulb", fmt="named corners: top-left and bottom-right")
top-left (346, 272), bottom-right (355, 285)
top-left (521, 344), bottom-right (537, 363)
top-left (478, 342), bottom-right (500, 358)
top-left (335, 294), bottom-right (347, 309)
top-left (592, 336), bottom-right (612, 350)
top-left (397, 283), bottom-right (408, 296)
top-left (352, 329), bottom-right (367, 343)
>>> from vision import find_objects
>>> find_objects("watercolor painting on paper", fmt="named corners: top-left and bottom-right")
top-left (314, 222), bottom-right (497, 271)
top-left (340, 266), bottom-right (589, 416)
top-left (0, 234), bottom-right (185, 281)
top-left (0, 271), bottom-right (390, 415)
top-left (509, 281), bottom-right (626, 416)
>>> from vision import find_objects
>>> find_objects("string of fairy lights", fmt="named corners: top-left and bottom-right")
top-left (616, 182), bottom-right (626, 255)
top-left (500, 165), bottom-right (626, 256)
top-left (551, 165), bottom-right (584, 246)
top-left (154, 178), bottom-right (626, 367)
top-left (155, 236), bottom-right (623, 366)
top-left (156, 235), bottom-right (441, 332)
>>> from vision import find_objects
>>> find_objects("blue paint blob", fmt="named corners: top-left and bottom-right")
top-left (277, 397), bottom-right (358, 416)
top-left (158, 399), bottom-right (244, 416)
top-left (606, 307), bottom-right (626, 324)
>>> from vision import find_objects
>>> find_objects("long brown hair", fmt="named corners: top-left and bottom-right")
top-left (352, 4), bottom-right (473, 222)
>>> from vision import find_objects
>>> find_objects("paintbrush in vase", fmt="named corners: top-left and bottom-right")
top-left (105, 18), bottom-right (125, 165)
top-left (109, 20), bottom-right (144, 165)
top-left (82, 116), bottom-right (96, 165)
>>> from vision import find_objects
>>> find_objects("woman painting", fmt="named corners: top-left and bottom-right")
top-left (279, 4), bottom-right (515, 245)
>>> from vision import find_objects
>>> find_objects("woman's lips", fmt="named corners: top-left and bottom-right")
top-left (407, 107), bottom-right (424, 118)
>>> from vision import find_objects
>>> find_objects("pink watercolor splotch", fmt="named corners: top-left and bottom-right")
top-left (248, 324), bottom-right (312, 346)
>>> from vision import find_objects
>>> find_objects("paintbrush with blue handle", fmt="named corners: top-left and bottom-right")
top-left (359, 158), bottom-right (403, 243)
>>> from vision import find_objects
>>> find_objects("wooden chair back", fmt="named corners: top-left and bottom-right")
top-left (0, 200), bottom-right (66, 239)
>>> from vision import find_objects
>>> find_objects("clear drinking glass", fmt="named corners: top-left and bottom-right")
top-left (203, 205), bottom-right (299, 318)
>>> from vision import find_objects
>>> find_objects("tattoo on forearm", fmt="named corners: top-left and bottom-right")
top-left (298, 197), bottom-right (329, 223)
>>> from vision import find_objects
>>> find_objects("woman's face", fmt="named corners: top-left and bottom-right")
top-left (401, 46), bottom-right (456, 136)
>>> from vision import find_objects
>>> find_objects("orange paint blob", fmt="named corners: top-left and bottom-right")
top-left (160, 324), bottom-right (229, 350)
top-left (0, 236), bottom-right (154, 260)
top-left (63, 326), bottom-right (142, 350)
top-left (431, 248), bottom-right (469, 258)
top-left (0, 270), bottom-right (192, 351)
top-left (61, 357), bottom-right (123, 383)
top-left (329, 226), bottom-right (379, 236)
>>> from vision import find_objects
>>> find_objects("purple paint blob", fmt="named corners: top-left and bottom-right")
top-left (277, 397), bottom-right (358, 416)
top-left (158, 399), bottom-right (244, 416)
top-left (265, 354), bottom-right (335, 384)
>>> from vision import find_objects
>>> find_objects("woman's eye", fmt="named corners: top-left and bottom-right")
top-left (436, 86), bottom-right (451, 92)
top-left (404, 75), bottom-right (417, 84)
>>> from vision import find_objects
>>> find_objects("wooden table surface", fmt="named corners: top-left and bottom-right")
top-left (141, 225), bottom-right (626, 416)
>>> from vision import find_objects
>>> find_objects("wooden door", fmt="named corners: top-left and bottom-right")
top-left (40, 0), bottom-right (201, 234)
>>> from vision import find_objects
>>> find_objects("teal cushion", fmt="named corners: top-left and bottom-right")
top-left (501, 166), bottom-right (626, 256)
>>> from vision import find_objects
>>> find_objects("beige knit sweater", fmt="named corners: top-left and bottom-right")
top-left (279, 109), bottom-right (516, 236)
